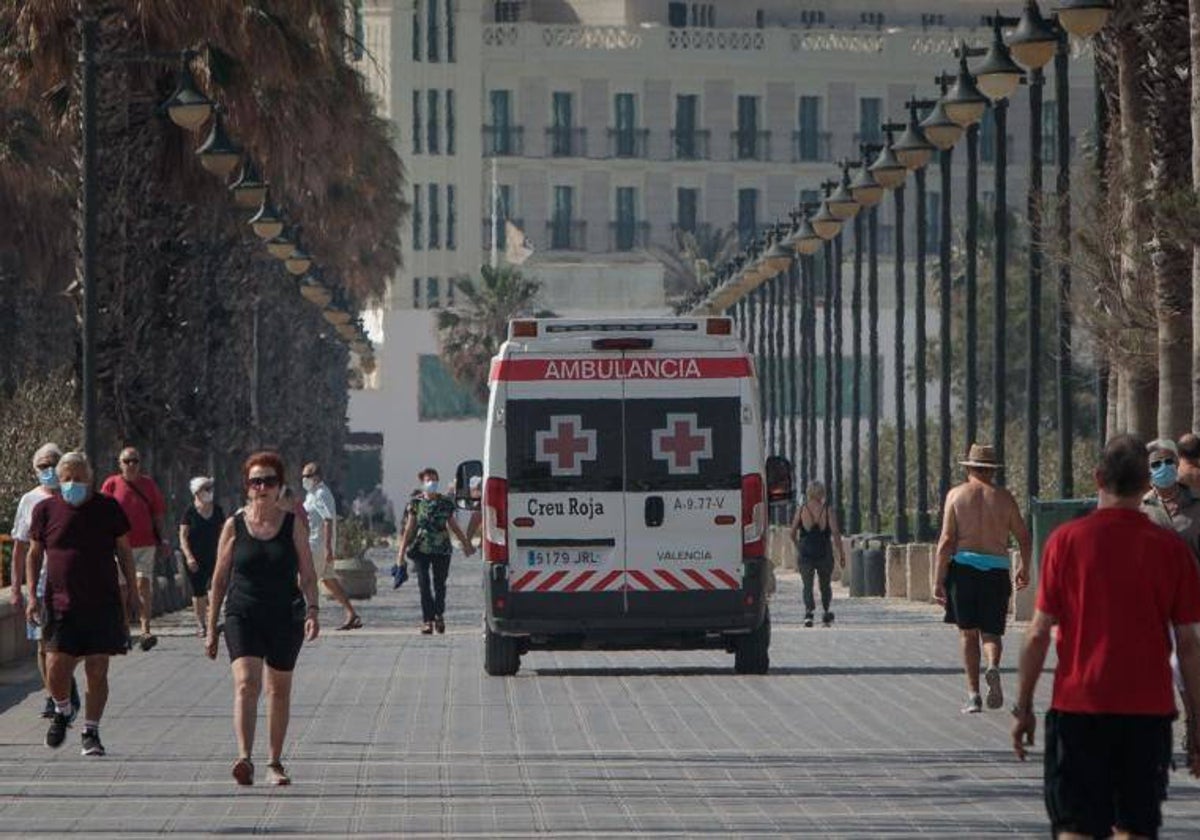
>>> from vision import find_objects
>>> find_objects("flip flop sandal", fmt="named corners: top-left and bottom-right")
top-left (336, 615), bottom-right (363, 631)
top-left (266, 762), bottom-right (291, 786)
top-left (232, 758), bottom-right (254, 786)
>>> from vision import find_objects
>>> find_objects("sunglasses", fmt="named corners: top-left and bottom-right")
top-left (302, 473), bottom-right (317, 479)
top-left (35, 463), bottom-right (57, 471)
top-left (121, 458), bottom-right (140, 465)
top-left (1150, 458), bottom-right (1177, 469)
top-left (248, 475), bottom-right (281, 489)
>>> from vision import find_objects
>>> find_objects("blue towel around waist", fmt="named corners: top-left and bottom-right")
top-left (953, 550), bottom-right (1010, 571)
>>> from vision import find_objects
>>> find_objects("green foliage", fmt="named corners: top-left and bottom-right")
top-left (336, 516), bottom-right (373, 560)
top-left (650, 223), bottom-right (741, 301)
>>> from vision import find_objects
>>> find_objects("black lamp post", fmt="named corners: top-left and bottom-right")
top-left (1055, 21), bottom-right (1078, 494)
top-left (850, 152), bottom-right (883, 533)
top-left (851, 207), bottom-right (865, 533)
top-left (787, 258), bottom-right (799, 470)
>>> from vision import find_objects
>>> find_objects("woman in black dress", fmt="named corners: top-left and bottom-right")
top-left (179, 476), bottom-right (224, 637)
top-left (788, 481), bottom-right (846, 628)
top-left (206, 452), bottom-right (319, 786)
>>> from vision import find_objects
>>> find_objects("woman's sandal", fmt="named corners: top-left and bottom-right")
top-left (336, 615), bottom-right (363, 631)
top-left (232, 757), bottom-right (254, 786)
top-left (266, 761), bottom-right (291, 786)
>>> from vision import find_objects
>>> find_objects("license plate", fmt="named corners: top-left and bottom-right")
top-left (525, 548), bottom-right (606, 568)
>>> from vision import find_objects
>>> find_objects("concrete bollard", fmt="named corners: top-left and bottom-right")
top-left (333, 557), bottom-right (378, 599)
top-left (842, 538), bottom-right (857, 590)
top-left (885, 545), bottom-right (907, 598)
top-left (1012, 549), bottom-right (1035, 621)
top-left (906, 544), bottom-right (933, 603)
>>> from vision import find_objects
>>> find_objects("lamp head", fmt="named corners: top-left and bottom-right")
top-left (1009, 0), bottom-right (1060, 70)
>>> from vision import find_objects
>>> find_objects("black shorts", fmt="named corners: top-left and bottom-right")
top-left (42, 605), bottom-right (128, 657)
top-left (187, 563), bottom-right (214, 598)
top-left (1044, 709), bottom-right (1173, 839)
top-left (943, 562), bottom-right (1011, 636)
top-left (224, 612), bottom-right (305, 672)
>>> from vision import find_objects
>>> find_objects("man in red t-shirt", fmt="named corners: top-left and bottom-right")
top-left (100, 447), bottom-right (168, 652)
top-left (1012, 434), bottom-right (1200, 839)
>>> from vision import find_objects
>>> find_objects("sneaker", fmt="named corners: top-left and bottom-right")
top-left (420, 622), bottom-right (433, 635)
top-left (68, 678), bottom-right (81, 723)
top-left (984, 667), bottom-right (1004, 710)
top-left (434, 616), bottom-right (446, 634)
top-left (81, 728), bottom-right (105, 756)
top-left (45, 712), bottom-right (70, 748)
top-left (41, 697), bottom-right (55, 720)
top-left (266, 762), bottom-right (291, 786)
top-left (822, 611), bottom-right (835, 627)
top-left (138, 633), bottom-right (158, 652)
top-left (803, 613), bottom-right (814, 628)
top-left (961, 694), bottom-right (983, 714)
top-left (232, 758), bottom-right (254, 786)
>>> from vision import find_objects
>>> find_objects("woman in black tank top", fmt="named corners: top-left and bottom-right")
top-left (788, 481), bottom-right (846, 627)
top-left (205, 452), bottom-right (320, 787)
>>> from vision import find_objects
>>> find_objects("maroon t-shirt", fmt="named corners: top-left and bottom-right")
top-left (31, 494), bottom-right (130, 614)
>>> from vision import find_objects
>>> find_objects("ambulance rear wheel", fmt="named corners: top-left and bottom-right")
top-left (733, 609), bottom-right (770, 675)
top-left (484, 624), bottom-right (521, 676)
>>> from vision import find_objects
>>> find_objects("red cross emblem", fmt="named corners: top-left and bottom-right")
top-left (534, 415), bottom-right (598, 477)
top-left (651, 413), bottom-right (713, 475)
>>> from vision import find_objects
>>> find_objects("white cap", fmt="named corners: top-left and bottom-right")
top-left (190, 476), bottom-right (213, 496)
top-left (1147, 439), bottom-right (1179, 458)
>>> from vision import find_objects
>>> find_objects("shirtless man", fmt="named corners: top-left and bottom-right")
top-left (1177, 433), bottom-right (1200, 495)
top-left (935, 443), bottom-right (1031, 714)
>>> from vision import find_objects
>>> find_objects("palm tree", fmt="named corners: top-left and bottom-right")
top-left (650, 223), bottom-right (740, 301)
top-left (437, 265), bottom-right (550, 403)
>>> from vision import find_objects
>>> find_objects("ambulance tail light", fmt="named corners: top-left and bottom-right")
top-left (741, 473), bottom-right (766, 558)
top-left (510, 320), bottom-right (538, 338)
top-left (706, 317), bottom-right (732, 335)
top-left (483, 477), bottom-right (509, 563)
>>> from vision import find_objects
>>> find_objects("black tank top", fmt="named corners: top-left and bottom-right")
top-left (798, 503), bottom-right (833, 560)
top-left (225, 512), bottom-right (301, 618)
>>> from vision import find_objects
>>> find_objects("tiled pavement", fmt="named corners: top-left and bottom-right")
top-left (1, 557), bottom-right (1198, 837)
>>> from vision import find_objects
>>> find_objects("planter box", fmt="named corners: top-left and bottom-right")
top-left (332, 557), bottom-right (378, 600)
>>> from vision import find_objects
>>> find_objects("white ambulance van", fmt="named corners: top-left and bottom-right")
top-left (455, 316), bottom-right (793, 676)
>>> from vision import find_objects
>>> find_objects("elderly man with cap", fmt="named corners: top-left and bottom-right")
top-left (179, 476), bottom-right (225, 637)
top-left (1142, 438), bottom-right (1200, 560)
top-left (935, 443), bottom-right (1032, 715)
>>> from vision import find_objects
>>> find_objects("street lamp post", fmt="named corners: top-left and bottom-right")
top-left (787, 259), bottom-right (799, 470)
top-left (850, 153), bottom-right (884, 533)
top-left (1055, 30), bottom-right (1075, 495)
top-left (851, 210), bottom-right (865, 533)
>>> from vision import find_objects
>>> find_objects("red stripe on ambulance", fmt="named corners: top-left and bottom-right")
top-left (683, 568), bottom-right (716, 590)
top-left (655, 570), bottom-right (688, 591)
top-left (489, 357), bottom-right (751, 382)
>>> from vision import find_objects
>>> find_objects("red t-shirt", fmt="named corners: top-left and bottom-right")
top-left (1037, 507), bottom-right (1200, 715)
top-left (100, 474), bottom-right (166, 548)
top-left (31, 494), bottom-right (129, 614)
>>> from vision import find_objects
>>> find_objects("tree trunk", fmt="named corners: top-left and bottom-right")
top-left (1191, 0), bottom-right (1200, 430)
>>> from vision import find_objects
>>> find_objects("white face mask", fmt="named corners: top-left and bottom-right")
top-left (302, 477), bottom-right (316, 492)
top-left (423, 480), bottom-right (439, 494)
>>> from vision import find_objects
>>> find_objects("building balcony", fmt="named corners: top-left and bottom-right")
top-left (545, 219), bottom-right (587, 251)
top-left (606, 128), bottom-right (650, 159)
top-left (671, 129), bottom-right (710, 160)
top-left (609, 220), bottom-right (650, 251)
top-left (482, 216), bottom-right (523, 251)
top-left (546, 126), bottom-right (587, 157)
top-left (792, 130), bottom-right (833, 163)
top-left (731, 130), bottom-right (771, 161)
top-left (482, 125), bottom-right (524, 156)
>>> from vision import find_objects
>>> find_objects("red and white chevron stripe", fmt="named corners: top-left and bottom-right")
top-left (508, 568), bottom-right (740, 593)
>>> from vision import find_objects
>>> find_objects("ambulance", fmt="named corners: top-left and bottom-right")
top-left (456, 316), bottom-right (792, 676)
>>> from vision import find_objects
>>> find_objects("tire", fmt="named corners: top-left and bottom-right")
top-left (483, 623), bottom-right (521, 676)
top-left (733, 608), bottom-right (770, 675)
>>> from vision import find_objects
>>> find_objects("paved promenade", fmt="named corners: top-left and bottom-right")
top-left (1, 557), bottom-right (1198, 837)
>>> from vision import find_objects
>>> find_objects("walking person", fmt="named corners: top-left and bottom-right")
top-left (935, 443), bottom-right (1031, 714)
top-left (788, 481), bottom-right (845, 627)
top-left (179, 477), bottom-right (225, 637)
top-left (395, 468), bottom-right (473, 635)
top-left (1141, 438), bottom-right (1200, 559)
top-left (10, 443), bottom-right (79, 719)
top-left (25, 452), bottom-right (137, 756)
top-left (205, 452), bottom-right (320, 786)
top-left (1177, 432), bottom-right (1200, 494)
top-left (301, 462), bottom-right (361, 631)
top-left (100, 446), bottom-right (168, 651)
top-left (1012, 434), bottom-right (1200, 839)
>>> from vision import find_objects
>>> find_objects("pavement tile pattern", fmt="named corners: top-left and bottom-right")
top-left (1, 554), bottom-right (1198, 837)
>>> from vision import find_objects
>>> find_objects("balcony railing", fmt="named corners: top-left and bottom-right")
top-left (482, 216), bottom-right (523, 251)
top-left (609, 220), bottom-right (650, 251)
top-left (545, 219), bottom-right (587, 251)
top-left (671, 129), bottom-right (710, 160)
top-left (606, 127), bottom-right (650, 159)
top-left (546, 126), bottom-right (587, 157)
top-left (792, 130), bottom-right (832, 162)
top-left (731, 129), bottom-right (771, 161)
top-left (482, 125), bottom-right (524, 156)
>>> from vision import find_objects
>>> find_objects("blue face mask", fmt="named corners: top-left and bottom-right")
top-left (37, 467), bottom-right (58, 489)
top-left (1151, 462), bottom-right (1179, 489)
top-left (60, 481), bottom-right (88, 507)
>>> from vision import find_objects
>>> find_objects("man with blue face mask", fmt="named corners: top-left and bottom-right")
top-left (9, 443), bottom-right (78, 721)
top-left (1142, 439), bottom-right (1200, 561)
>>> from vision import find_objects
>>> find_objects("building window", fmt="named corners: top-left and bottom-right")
top-left (799, 188), bottom-right (821, 207)
top-left (446, 277), bottom-right (456, 307)
top-left (413, 0), bottom-right (421, 61)
top-left (447, 184), bottom-right (457, 250)
top-left (614, 186), bottom-right (638, 251)
top-left (412, 91), bottom-right (423, 154)
top-left (613, 92), bottom-right (637, 158)
top-left (412, 277), bottom-right (422, 308)
top-left (492, 184), bottom-right (512, 249)
top-left (428, 183), bottom-right (440, 249)
top-left (736, 95), bottom-right (761, 160)
top-left (980, 105), bottom-right (996, 164)
top-left (551, 185), bottom-right (574, 249)
top-left (673, 94), bottom-right (705, 160)
top-left (926, 190), bottom-right (941, 252)
top-left (861, 11), bottom-right (885, 27)
top-left (668, 2), bottom-right (687, 27)
top-left (859, 97), bottom-right (881, 145)
top-left (446, 89), bottom-right (456, 155)
top-left (350, 0), bottom-right (365, 61)
top-left (488, 90), bottom-right (512, 155)
top-left (755, 9), bottom-right (764, 28)
top-left (550, 91), bottom-right (575, 157)
top-left (413, 184), bottom-right (423, 251)
top-left (677, 187), bottom-right (698, 233)
top-left (427, 277), bottom-right (440, 309)
top-left (427, 89), bottom-right (440, 154)
top-left (427, 0), bottom-right (440, 62)
top-left (494, 1), bottom-right (522, 22)
top-left (446, 1), bottom-right (456, 62)
top-left (737, 188), bottom-right (758, 247)
top-left (796, 95), bottom-right (824, 161)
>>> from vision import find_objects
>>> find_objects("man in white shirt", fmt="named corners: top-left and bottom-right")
top-left (301, 463), bottom-right (361, 630)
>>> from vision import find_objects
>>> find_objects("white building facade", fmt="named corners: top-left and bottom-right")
top-left (347, 0), bottom-right (1095, 506)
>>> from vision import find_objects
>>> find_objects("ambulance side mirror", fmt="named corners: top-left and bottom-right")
top-left (765, 456), bottom-right (795, 505)
top-left (454, 459), bottom-right (483, 511)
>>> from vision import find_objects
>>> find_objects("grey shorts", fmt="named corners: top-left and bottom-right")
top-left (131, 546), bottom-right (157, 579)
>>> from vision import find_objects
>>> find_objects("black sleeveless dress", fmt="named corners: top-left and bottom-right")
top-left (223, 512), bottom-right (306, 671)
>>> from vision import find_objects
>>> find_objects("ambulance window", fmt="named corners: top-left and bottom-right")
top-left (624, 398), bottom-right (741, 491)
top-left (506, 399), bottom-right (624, 493)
